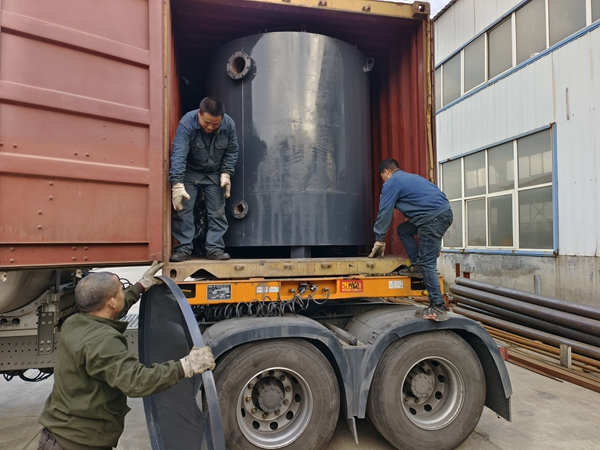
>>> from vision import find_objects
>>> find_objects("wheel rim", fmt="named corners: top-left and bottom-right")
top-left (236, 367), bottom-right (313, 449)
top-left (400, 356), bottom-right (465, 430)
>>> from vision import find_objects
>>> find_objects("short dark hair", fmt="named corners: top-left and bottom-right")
top-left (199, 97), bottom-right (225, 117)
top-left (75, 273), bottom-right (120, 313)
top-left (379, 158), bottom-right (400, 174)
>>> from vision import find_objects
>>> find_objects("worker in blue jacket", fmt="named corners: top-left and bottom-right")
top-left (169, 97), bottom-right (239, 262)
top-left (369, 158), bottom-right (453, 321)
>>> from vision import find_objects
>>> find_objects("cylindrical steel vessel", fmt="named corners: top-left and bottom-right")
top-left (207, 32), bottom-right (373, 248)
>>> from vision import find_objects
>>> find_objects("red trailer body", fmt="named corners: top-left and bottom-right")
top-left (0, 0), bottom-right (435, 268)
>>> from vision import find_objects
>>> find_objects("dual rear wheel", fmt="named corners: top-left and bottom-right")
top-left (213, 332), bottom-right (486, 450)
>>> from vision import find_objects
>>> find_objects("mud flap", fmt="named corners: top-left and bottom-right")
top-left (139, 276), bottom-right (225, 450)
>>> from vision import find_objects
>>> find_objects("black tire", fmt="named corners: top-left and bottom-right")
top-left (213, 339), bottom-right (340, 450)
top-left (367, 331), bottom-right (485, 450)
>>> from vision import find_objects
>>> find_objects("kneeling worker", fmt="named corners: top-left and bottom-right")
top-left (368, 159), bottom-right (453, 322)
top-left (38, 262), bottom-right (215, 450)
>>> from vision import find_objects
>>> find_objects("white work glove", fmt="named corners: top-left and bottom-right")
top-left (172, 183), bottom-right (190, 211)
top-left (180, 346), bottom-right (216, 378)
top-left (138, 261), bottom-right (164, 291)
top-left (368, 241), bottom-right (386, 258)
top-left (220, 173), bottom-right (231, 199)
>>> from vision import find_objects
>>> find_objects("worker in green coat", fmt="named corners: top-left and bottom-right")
top-left (38, 263), bottom-right (215, 450)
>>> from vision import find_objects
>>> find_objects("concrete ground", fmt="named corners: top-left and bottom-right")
top-left (2, 362), bottom-right (600, 450)
top-left (3, 266), bottom-right (600, 449)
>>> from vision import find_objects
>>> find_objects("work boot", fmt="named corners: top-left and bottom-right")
top-left (398, 265), bottom-right (423, 277)
top-left (206, 249), bottom-right (230, 260)
top-left (415, 305), bottom-right (449, 322)
top-left (169, 252), bottom-right (191, 263)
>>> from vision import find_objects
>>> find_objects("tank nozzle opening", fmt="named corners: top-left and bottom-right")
top-left (227, 51), bottom-right (251, 80)
top-left (232, 200), bottom-right (249, 219)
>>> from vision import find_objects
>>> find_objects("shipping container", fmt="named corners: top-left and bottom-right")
top-left (0, 2), bottom-right (511, 449)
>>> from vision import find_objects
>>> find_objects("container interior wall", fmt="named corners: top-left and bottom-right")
top-left (167, 0), bottom-right (429, 257)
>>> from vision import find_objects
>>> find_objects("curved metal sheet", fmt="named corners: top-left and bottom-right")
top-left (207, 31), bottom-right (372, 248)
top-left (139, 276), bottom-right (225, 450)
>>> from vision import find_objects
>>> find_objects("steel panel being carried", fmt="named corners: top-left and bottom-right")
top-left (139, 276), bottom-right (225, 450)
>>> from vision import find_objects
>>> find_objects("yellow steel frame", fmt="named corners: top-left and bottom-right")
top-left (241, 0), bottom-right (430, 20)
top-left (178, 275), bottom-right (443, 305)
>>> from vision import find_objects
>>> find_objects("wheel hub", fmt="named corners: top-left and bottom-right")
top-left (410, 372), bottom-right (434, 398)
top-left (236, 367), bottom-right (314, 449)
top-left (256, 379), bottom-right (285, 413)
top-left (401, 358), bottom-right (465, 431)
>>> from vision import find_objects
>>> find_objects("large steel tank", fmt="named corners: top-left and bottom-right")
top-left (207, 32), bottom-right (373, 250)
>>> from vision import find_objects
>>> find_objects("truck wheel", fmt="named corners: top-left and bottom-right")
top-left (213, 339), bottom-right (340, 450)
top-left (367, 331), bottom-right (485, 450)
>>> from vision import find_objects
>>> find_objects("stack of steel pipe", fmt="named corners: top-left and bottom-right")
top-left (450, 277), bottom-right (600, 362)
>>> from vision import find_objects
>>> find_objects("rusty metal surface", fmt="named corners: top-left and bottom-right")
top-left (454, 306), bottom-right (600, 362)
top-left (451, 284), bottom-right (600, 336)
top-left (165, 255), bottom-right (409, 282)
top-left (507, 351), bottom-right (600, 394)
top-left (453, 294), bottom-right (600, 348)
top-left (0, 0), bottom-right (164, 268)
top-left (455, 277), bottom-right (600, 320)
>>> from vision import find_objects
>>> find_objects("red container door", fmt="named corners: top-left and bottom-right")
top-left (0, 0), bottom-right (164, 268)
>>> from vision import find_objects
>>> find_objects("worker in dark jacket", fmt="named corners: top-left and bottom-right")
top-left (169, 97), bottom-right (239, 262)
top-left (369, 159), bottom-right (453, 321)
top-left (38, 263), bottom-right (215, 450)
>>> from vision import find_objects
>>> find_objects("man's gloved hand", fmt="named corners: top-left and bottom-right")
top-left (368, 241), bottom-right (386, 258)
top-left (180, 346), bottom-right (216, 378)
top-left (172, 183), bottom-right (190, 211)
top-left (220, 173), bottom-right (231, 199)
top-left (138, 261), bottom-right (165, 291)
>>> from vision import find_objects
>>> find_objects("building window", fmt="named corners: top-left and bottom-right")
top-left (442, 159), bottom-right (462, 200)
top-left (549, 0), bottom-right (587, 46)
top-left (516, 0), bottom-right (546, 64)
top-left (519, 186), bottom-right (553, 249)
top-left (488, 19), bottom-right (512, 79)
top-left (443, 53), bottom-right (461, 105)
top-left (436, 0), bottom-right (599, 110)
top-left (440, 128), bottom-right (554, 251)
top-left (594, 0), bottom-right (600, 22)
top-left (445, 201), bottom-right (463, 246)
top-left (464, 35), bottom-right (485, 92)
top-left (464, 152), bottom-right (486, 197)
top-left (488, 142), bottom-right (514, 193)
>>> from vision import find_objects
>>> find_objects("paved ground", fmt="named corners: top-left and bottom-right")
top-left (2, 362), bottom-right (600, 449)
top-left (2, 266), bottom-right (600, 449)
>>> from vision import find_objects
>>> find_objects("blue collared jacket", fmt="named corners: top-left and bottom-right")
top-left (169, 110), bottom-right (239, 185)
top-left (373, 170), bottom-right (451, 242)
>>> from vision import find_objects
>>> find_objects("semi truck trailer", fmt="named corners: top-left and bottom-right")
top-left (0, 1), bottom-right (512, 449)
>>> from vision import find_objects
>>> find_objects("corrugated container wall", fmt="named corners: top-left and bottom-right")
top-left (0, 0), bottom-right (165, 268)
top-left (0, 0), bottom-right (433, 268)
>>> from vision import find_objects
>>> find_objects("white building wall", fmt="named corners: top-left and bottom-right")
top-left (436, 27), bottom-right (600, 257)
top-left (436, 54), bottom-right (554, 161)
top-left (435, 0), bottom-right (521, 62)
top-left (552, 30), bottom-right (600, 257)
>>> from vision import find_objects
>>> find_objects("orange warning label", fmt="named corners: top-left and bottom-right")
top-left (339, 280), bottom-right (364, 292)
